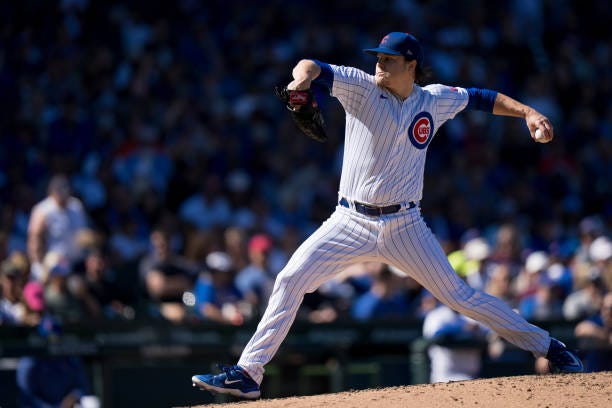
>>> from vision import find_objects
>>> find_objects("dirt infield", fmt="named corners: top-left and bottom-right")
top-left (187, 372), bottom-right (611, 408)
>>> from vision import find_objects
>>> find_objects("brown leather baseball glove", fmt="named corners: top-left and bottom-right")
top-left (274, 86), bottom-right (327, 143)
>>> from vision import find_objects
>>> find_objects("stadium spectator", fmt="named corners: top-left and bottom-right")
top-left (81, 249), bottom-right (133, 320)
top-left (515, 251), bottom-right (550, 300)
top-left (574, 216), bottom-right (605, 265)
top-left (488, 225), bottom-right (524, 277)
top-left (518, 276), bottom-right (565, 322)
top-left (545, 261), bottom-right (574, 299)
top-left (563, 271), bottom-right (606, 321)
top-left (301, 263), bottom-right (371, 324)
top-left (574, 292), bottom-right (612, 372)
top-left (21, 280), bottom-right (46, 326)
top-left (193, 251), bottom-right (247, 325)
top-left (423, 300), bottom-right (489, 383)
top-left (42, 251), bottom-right (99, 323)
top-left (587, 236), bottom-right (612, 291)
top-left (484, 263), bottom-right (518, 309)
top-left (447, 236), bottom-right (492, 291)
top-left (351, 264), bottom-right (412, 321)
top-left (27, 175), bottom-right (89, 281)
top-left (223, 226), bottom-right (250, 272)
top-left (0, 260), bottom-right (27, 325)
top-left (235, 234), bottom-right (276, 316)
top-left (107, 217), bottom-right (149, 264)
top-left (139, 228), bottom-right (195, 297)
top-left (139, 228), bottom-right (197, 320)
top-left (183, 229), bottom-right (220, 267)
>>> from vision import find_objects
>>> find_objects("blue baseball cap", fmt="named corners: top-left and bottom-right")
top-left (364, 32), bottom-right (424, 67)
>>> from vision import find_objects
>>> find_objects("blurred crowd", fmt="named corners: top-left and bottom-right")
top-left (0, 0), bottom-right (610, 372)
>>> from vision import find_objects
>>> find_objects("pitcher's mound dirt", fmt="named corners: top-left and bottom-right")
top-left (187, 371), bottom-right (611, 408)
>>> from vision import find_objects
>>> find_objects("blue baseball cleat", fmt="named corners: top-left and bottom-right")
top-left (546, 338), bottom-right (584, 373)
top-left (192, 364), bottom-right (261, 399)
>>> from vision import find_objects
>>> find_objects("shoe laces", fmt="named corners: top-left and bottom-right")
top-left (217, 364), bottom-right (242, 379)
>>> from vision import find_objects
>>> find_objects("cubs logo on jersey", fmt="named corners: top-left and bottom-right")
top-left (408, 112), bottom-right (434, 149)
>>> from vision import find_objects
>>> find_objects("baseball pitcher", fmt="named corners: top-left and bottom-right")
top-left (192, 32), bottom-right (583, 399)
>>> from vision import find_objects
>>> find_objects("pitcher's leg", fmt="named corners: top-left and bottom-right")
top-left (382, 212), bottom-right (550, 357)
top-left (238, 209), bottom-right (377, 384)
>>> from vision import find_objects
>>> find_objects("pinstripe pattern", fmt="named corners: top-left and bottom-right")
top-left (238, 207), bottom-right (380, 383)
top-left (331, 66), bottom-right (469, 205)
top-left (378, 208), bottom-right (549, 353)
top-left (237, 64), bottom-right (551, 384)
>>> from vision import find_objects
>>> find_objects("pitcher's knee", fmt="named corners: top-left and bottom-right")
top-left (274, 268), bottom-right (306, 291)
top-left (274, 268), bottom-right (298, 289)
top-left (444, 285), bottom-right (478, 313)
top-left (273, 266), bottom-right (321, 295)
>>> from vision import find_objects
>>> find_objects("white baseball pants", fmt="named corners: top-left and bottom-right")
top-left (238, 205), bottom-right (550, 384)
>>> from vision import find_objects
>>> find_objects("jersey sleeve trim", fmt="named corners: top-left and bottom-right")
top-left (466, 88), bottom-right (498, 112)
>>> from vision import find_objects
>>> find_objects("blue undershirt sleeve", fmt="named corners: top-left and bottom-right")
top-left (466, 88), bottom-right (498, 112)
top-left (312, 59), bottom-right (334, 92)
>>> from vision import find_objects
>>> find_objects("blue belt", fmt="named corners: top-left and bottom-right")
top-left (339, 197), bottom-right (416, 216)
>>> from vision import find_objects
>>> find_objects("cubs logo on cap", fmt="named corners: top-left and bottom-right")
top-left (408, 112), bottom-right (434, 149)
top-left (364, 32), bottom-right (424, 67)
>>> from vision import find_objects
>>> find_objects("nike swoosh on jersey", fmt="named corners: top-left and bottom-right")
top-left (380, 94), bottom-right (388, 99)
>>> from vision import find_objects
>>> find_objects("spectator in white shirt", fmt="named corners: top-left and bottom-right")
top-left (27, 175), bottom-right (88, 280)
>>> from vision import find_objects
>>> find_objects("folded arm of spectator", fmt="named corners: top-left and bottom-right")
top-left (575, 320), bottom-right (611, 344)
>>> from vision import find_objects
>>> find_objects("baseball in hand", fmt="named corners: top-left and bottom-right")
top-left (534, 128), bottom-right (545, 143)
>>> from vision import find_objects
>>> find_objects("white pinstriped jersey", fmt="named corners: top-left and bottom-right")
top-left (329, 64), bottom-right (469, 205)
